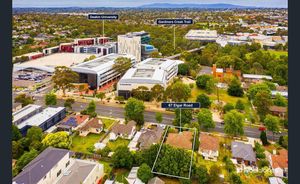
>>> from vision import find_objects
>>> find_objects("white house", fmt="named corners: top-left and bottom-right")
top-left (109, 121), bottom-right (136, 141)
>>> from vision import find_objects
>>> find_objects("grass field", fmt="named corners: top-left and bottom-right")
top-left (246, 50), bottom-right (288, 59)
top-left (71, 133), bottom-right (103, 153)
top-left (100, 118), bottom-right (116, 129)
top-left (106, 138), bottom-right (130, 151)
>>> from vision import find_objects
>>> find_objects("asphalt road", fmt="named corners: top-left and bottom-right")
top-left (31, 95), bottom-right (286, 141)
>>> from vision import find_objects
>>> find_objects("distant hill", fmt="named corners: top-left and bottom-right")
top-left (139, 3), bottom-right (254, 9)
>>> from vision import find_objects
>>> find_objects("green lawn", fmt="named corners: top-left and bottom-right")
top-left (114, 169), bottom-right (130, 184)
top-left (99, 160), bottom-right (113, 174)
top-left (100, 118), bottom-right (116, 129)
top-left (246, 50), bottom-right (288, 59)
top-left (71, 133), bottom-right (103, 154)
top-left (106, 138), bottom-right (130, 151)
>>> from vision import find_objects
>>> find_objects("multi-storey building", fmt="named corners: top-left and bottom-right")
top-left (74, 42), bottom-right (117, 55)
top-left (185, 29), bottom-right (218, 42)
top-left (118, 31), bottom-right (156, 62)
top-left (71, 53), bottom-right (136, 89)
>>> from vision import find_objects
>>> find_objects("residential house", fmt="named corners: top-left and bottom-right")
top-left (148, 177), bottom-right (165, 184)
top-left (79, 118), bottom-right (104, 136)
top-left (242, 74), bottom-right (273, 83)
top-left (268, 149), bottom-right (288, 178)
top-left (165, 131), bottom-right (193, 150)
top-left (212, 64), bottom-right (241, 81)
top-left (199, 133), bottom-right (219, 161)
top-left (13, 147), bottom-right (104, 184)
top-left (137, 126), bottom-right (164, 150)
top-left (109, 121), bottom-right (136, 140)
top-left (57, 114), bottom-right (89, 131)
top-left (269, 106), bottom-right (287, 119)
top-left (126, 167), bottom-right (145, 184)
top-left (231, 141), bottom-right (257, 166)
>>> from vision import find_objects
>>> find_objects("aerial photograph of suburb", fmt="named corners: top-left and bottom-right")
top-left (11, 0), bottom-right (288, 183)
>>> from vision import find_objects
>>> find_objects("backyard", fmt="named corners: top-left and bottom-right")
top-left (106, 138), bottom-right (130, 151)
top-left (71, 133), bottom-right (104, 154)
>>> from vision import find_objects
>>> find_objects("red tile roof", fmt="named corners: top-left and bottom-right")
top-left (75, 115), bottom-right (89, 124)
top-left (199, 133), bottom-right (219, 152)
top-left (165, 131), bottom-right (193, 150)
top-left (269, 106), bottom-right (287, 113)
top-left (271, 149), bottom-right (288, 169)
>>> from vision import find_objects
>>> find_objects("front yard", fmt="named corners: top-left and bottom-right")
top-left (71, 133), bottom-right (104, 154)
top-left (100, 117), bottom-right (116, 129)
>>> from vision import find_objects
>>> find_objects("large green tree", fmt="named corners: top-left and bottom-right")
top-left (273, 93), bottom-right (287, 107)
top-left (124, 98), bottom-right (145, 126)
top-left (174, 109), bottom-right (193, 126)
top-left (26, 126), bottom-right (43, 142)
top-left (151, 84), bottom-right (164, 103)
top-left (64, 98), bottom-right (75, 110)
top-left (196, 94), bottom-right (211, 108)
top-left (224, 110), bottom-right (244, 137)
top-left (51, 66), bottom-right (79, 96)
top-left (227, 78), bottom-right (244, 97)
top-left (132, 86), bottom-right (152, 101)
top-left (195, 165), bottom-right (209, 184)
top-left (165, 81), bottom-right (191, 102)
top-left (253, 90), bottom-right (273, 120)
top-left (14, 94), bottom-right (34, 107)
top-left (264, 114), bottom-right (280, 141)
top-left (12, 125), bottom-right (22, 141)
top-left (198, 109), bottom-right (215, 131)
top-left (137, 163), bottom-right (153, 183)
top-left (45, 92), bottom-right (57, 106)
top-left (112, 57), bottom-right (132, 75)
top-left (41, 131), bottom-right (71, 149)
top-left (112, 146), bottom-right (133, 169)
top-left (16, 149), bottom-right (39, 172)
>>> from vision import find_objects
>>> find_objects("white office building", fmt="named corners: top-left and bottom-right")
top-left (73, 42), bottom-right (117, 55)
top-left (185, 29), bottom-right (218, 42)
top-left (118, 31), bottom-right (156, 62)
top-left (117, 58), bottom-right (183, 98)
top-left (71, 53), bottom-right (136, 89)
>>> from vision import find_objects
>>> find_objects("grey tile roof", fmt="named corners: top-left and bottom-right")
top-left (13, 147), bottom-right (70, 184)
top-left (148, 177), bottom-right (165, 184)
top-left (231, 141), bottom-right (256, 162)
top-left (138, 127), bottom-right (164, 150)
top-left (56, 159), bottom-right (97, 184)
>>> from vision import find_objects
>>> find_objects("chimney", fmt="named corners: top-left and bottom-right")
top-left (212, 64), bottom-right (217, 77)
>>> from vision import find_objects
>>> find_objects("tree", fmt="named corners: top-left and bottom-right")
top-left (278, 135), bottom-right (288, 149)
top-left (14, 94), bottom-right (34, 107)
top-left (178, 63), bottom-right (189, 75)
top-left (64, 98), bottom-right (75, 110)
top-left (223, 103), bottom-right (235, 114)
top-left (198, 109), bottom-right (215, 131)
top-left (96, 92), bottom-right (106, 102)
top-left (260, 131), bottom-right (269, 146)
top-left (235, 100), bottom-right (245, 111)
top-left (132, 86), bottom-right (152, 101)
top-left (84, 100), bottom-right (97, 117)
top-left (112, 57), bottom-right (132, 75)
top-left (273, 93), bottom-right (287, 107)
top-left (151, 84), bottom-right (164, 103)
top-left (254, 90), bottom-right (273, 120)
top-left (112, 146), bottom-right (133, 169)
top-left (41, 131), bottom-right (71, 149)
top-left (174, 109), bottom-right (193, 126)
top-left (264, 114), bottom-right (280, 141)
top-left (229, 173), bottom-right (243, 184)
top-left (195, 165), bottom-right (209, 184)
top-left (196, 75), bottom-right (214, 93)
top-left (45, 92), bottom-right (57, 105)
top-left (165, 82), bottom-right (191, 102)
top-left (224, 110), bottom-right (244, 137)
top-left (52, 66), bottom-right (79, 96)
top-left (12, 125), bottom-right (22, 141)
top-left (26, 126), bottom-right (43, 142)
top-left (137, 163), bottom-right (153, 183)
top-left (12, 141), bottom-right (24, 159)
top-left (16, 149), bottom-right (39, 172)
top-left (227, 78), bottom-right (244, 97)
top-left (125, 98), bottom-right (145, 126)
top-left (254, 142), bottom-right (266, 159)
top-left (155, 112), bottom-right (163, 123)
top-left (247, 83), bottom-right (270, 100)
top-left (196, 94), bottom-right (211, 108)
top-left (115, 96), bottom-right (125, 104)
top-left (209, 164), bottom-right (221, 184)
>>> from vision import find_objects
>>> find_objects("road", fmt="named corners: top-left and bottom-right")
top-left (32, 95), bottom-right (286, 141)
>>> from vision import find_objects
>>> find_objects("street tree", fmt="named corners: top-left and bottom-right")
top-left (41, 131), bottom-right (71, 149)
top-left (64, 98), bottom-right (75, 110)
top-left (227, 78), bottom-right (244, 97)
top-left (45, 92), bottom-right (57, 106)
top-left (196, 94), bottom-right (211, 108)
top-left (14, 94), bottom-right (34, 107)
top-left (96, 92), bottom-right (106, 102)
top-left (112, 57), bottom-right (132, 75)
top-left (125, 98), bottom-right (145, 126)
top-left (253, 90), bottom-right (273, 120)
top-left (174, 109), bottom-right (193, 126)
top-left (112, 146), bottom-right (133, 169)
top-left (151, 84), bottom-right (164, 103)
top-left (137, 163), bottom-right (153, 183)
top-left (264, 114), bottom-right (280, 141)
top-left (132, 86), bottom-right (152, 101)
top-left (155, 112), bottom-right (163, 123)
top-left (81, 100), bottom-right (97, 118)
top-left (52, 66), bottom-right (79, 96)
top-left (260, 131), bottom-right (269, 146)
top-left (224, 110), bottom-right (244, 137)
top-left (198, 109), bottom-right (215, 131)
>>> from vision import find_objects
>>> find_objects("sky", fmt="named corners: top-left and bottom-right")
top-left (13, 0), bottom-right (288, 8)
